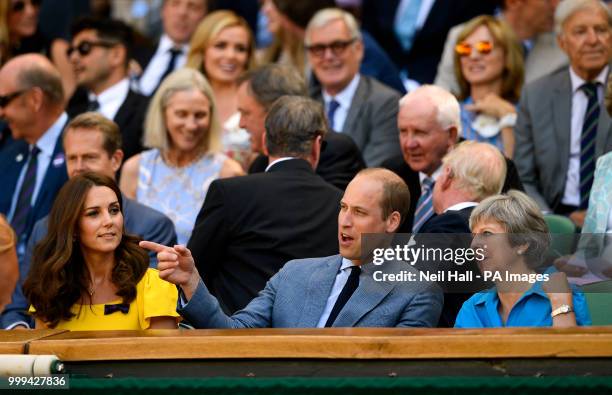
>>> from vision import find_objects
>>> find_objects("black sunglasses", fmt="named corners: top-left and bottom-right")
top-left (0, 90), bottom-right (28, 108)
top-left (11, 0), bottom-right (42, 13)
top-left (306, 38), bottom-right (356, 58)
top-left (66, 40), bottom-right (117, 57)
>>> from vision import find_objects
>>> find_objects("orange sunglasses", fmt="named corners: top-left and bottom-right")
top-left (455, 41), bottom-right (494, 56)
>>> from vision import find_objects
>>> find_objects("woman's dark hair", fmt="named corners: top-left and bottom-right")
top-left (23, 172), bottom-right (149, 328)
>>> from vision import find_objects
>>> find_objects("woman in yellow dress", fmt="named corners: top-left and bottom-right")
top-left (24, 172), bottom-right (179, 330)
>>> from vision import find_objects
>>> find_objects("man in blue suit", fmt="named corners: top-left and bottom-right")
top-left (1, 112), bottom-right (178, 329)
top-left (0, 54), bottom-right (69, 262)
top-left (143, 168), bottom-right (443, 328)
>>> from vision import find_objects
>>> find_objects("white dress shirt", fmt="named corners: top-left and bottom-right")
top-left (89, 78), bottom-right (130, 121)
top-left (322, 74), bottom-right (361, 133)
top-left (138, 34), bottom-right (188, 96)
top-left (562, 65), bottom-right (608, 207)
top-left (265, 157), bottom-right (296, 172)
top-left (316, 257), bottom-right (358, 328)
top-left (444, 201), bottom-right (478, 213)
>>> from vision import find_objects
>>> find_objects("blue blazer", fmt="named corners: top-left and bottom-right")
top-left (180, 255), bottom-right (443, 328)
top-left (0, 134), bottom-right (68, 245)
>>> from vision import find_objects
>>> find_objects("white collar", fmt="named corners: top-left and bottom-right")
top-left (444, 201), bottom-right (478, 213)
top-left (158, 33), bottom-right (188, 55)
top-left (569, 65), bottom-right (608, 93)
top-left (89, 78), bottom-right (130, 107)
top-left (265, 157), bottom-right (296, 172)
top-left (340, 257), bottom-right (357, 271)
top-left (419, 165), bottom-right (442, 185)
top-left (35, 112), bottom-right (68, 157)
top-left (322, 74), bottom-right (361, 109)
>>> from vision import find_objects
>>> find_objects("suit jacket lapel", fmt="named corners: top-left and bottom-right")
top-left (296, 255), bottom-right (342, 327)
top-left (332, 262), bottom-right (395, 327)
top-left (553, 70), bottom-right (572, 179)
top-left (33, 121), bottom-right (67, 213)
top-left (113, 90), bottom-right (135, 127)
top-left (342, 77), bottom-right (367, 134)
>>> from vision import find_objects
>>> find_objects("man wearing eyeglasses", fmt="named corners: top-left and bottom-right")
top-left (66, 17), bottom-right (149, 162)
top-left (306, 8), bottom-right (402, 167)
top-left (0, 53), bottom-right (68, 269)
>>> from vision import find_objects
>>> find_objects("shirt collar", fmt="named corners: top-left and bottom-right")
top-left (90, 78), bottom-right (130, 108)
top-left (265, 157), bottom-right (296, 172)
top-left (322, 73), bottom-right (361, 109)
top-left (419, 165), bottom-right (442, 185)
top-left (340, 257), bottom-right (355, 271)
top-left (35, 112), bottom-right (68, 157)
top-left (444, 201), bottom-right (478, 213)
top-left (569, 65), bottom-right (608, 94)
top-left (158, 34), bottom-right (188, 55)
top-left (473, 273), bottom-right (551, 307)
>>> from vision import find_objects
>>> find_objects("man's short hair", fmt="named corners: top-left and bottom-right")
top-left (71, 17), bottom-right (134, 66)
top-left (16, 62), bottom-right (64, 105)
top-left (305, 8), bottom-right (362, 46)
top-left (265, 96), bottom-right (327, 158)
top-left (443, 141), bottom-right (507, 201)
top-left (238, 64), bottom-right (306, 111)
top-left (554, 0), bottom-right (612, 35)
top-left (356, 168), bottom-right (411, 225)
top-left (64, 112), bottom-right (122, 157)
top-left (399, 85), bottom-right (462, 136)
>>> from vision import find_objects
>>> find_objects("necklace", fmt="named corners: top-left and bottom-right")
top-left (88, 285), bottom-right (95, 297)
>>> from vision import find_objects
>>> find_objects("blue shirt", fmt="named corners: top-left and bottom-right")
top-left (454, 277), bottom-right (591, 328)
top-left (460, 97), bottom-right (504, 151)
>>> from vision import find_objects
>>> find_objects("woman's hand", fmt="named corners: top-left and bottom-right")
top-left (543, 272), bottom-right (577, 327)
top-left (464, 93), bottom-right (516, 119)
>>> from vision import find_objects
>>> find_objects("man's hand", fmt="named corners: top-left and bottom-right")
top-left (569, 210), bottom-right (586, 228)
top-left (139, 241), bottom-right (201, 300)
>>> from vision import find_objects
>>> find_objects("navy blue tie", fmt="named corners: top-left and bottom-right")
top-left (11, 145), bottom-right (40, 243)
top-left (158, 47), bottom-right (182, 89)
top-left (327, 99), bottom-right (340, 131)
top-left (579, 83), bottom-right (599, 209)
top-left (325, 266), bottom-right (361, 327)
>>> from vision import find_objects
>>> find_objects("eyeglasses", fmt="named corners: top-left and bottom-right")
top-left (66, 40), bottom-right (117, 57)
top-left (455, 41), bottom-right (494, 57)
top-left (11, 0), bottom-right (42, 13)
top-left (306, 38), bottom-right (356, 58)
top-left (0, 90), bottom-right (27, 108)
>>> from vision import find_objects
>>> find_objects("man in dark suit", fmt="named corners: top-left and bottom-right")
top-left (187, 96), bottom-right (344, 314)
top-left (514, 0), bottom-right (612, 228)
top-left (306, 8), bottom-right (402, 166)
top-left (135, 0), bottom-right (207, 96)
top-left (0, 54), bottom-right (69, 262)
top-left (1, 113), bottom-right (178, 329)
top-left (239, 64), bottom-right (365, 190)
top-left (67, 18), bottom-right (149, 161)
top-left (361, 0), bottom-right (496, 85)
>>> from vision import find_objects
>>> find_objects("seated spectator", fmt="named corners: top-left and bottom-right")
top-left (514, 0), bottom-right (612, 226)
top-left (306, 8), bottom-right (402, 166)
top-left (436, 0), bottom-right (566, 94)
top-left (239, 64), bottom-right (365, 190)
top-left (186, 10), bottom-right (256, 170)
top-left (0, 215), bottom-right (18, 312)
top-left (453, 16), bottom-right (524, 157)
top-left (455, 190), bottom-right (591, 328)
top-left (120, 68), bottom-right (243, 245)
top-left (142, 168), bottom-right (443, 328)
top-left (2, 112), bottom-right (178, 330)
top-left (24, 173), bottom-right (179, 330)
top-left (67, 17), bottom-right (149, 161)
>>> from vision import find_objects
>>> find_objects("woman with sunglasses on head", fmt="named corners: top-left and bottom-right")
top-left (453, 16), bottom-right (524, 158)
top-left (24, 173), bottom-right (179, 330)
top-left (186, 10), bottom-right (256, 170)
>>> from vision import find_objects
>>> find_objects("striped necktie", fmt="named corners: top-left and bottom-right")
top-left (11, 145), bottom-right (41, 243)
top-left (579, 82), bottom-right (599, 209)
top-left (412, 177), bottom-right (434, 232)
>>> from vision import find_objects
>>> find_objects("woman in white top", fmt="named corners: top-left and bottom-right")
top-left (120, 68), bottom-right (243, 245)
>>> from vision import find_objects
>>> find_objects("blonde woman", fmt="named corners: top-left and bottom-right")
top-left (120, 69), bottom-right (243, 245)
top-left (186, 10), bottom-right (256, 169)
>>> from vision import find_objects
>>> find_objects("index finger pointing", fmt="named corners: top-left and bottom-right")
top-left (139, 240), bottom-right (171, 253)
